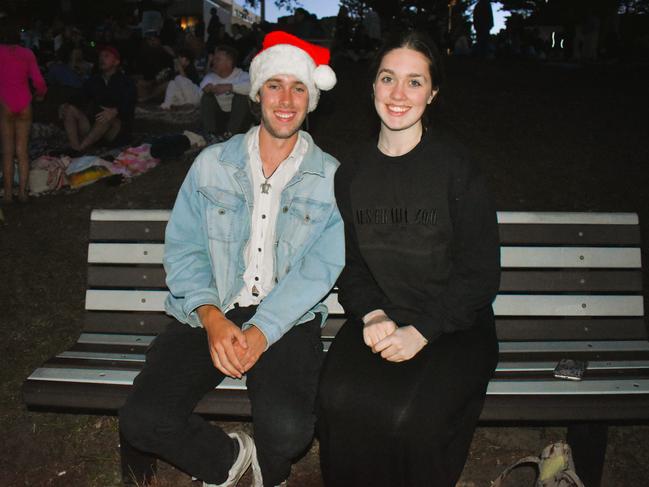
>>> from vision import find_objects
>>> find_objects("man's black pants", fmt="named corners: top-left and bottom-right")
top-left (200, 92), bottom-right (252, 136)
top-left (119, 305), bottom-right (323, 486)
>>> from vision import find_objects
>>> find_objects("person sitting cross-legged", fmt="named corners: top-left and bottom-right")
top-left (199, 44), bottom-right (252, 141)
top-left (119, 31), bottom-right (342, 487)
top-left (59, 45), bottom-right (136, 153)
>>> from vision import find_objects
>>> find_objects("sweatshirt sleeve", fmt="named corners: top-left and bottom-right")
top-left (335, 162), bottom-right (389, 320)
top-left (411, 162), bottom-right (501, 342)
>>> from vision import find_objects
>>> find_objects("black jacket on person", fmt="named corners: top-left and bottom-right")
top-left (81, 70), bottom-right (137, 140)
top-left (335, 129), bottom-right (501, 342)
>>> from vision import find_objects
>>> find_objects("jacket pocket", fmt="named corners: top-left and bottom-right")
top-left (199, 186), bottom-right (246, 242)
top-left (278, 197), bottom-right (331, 248)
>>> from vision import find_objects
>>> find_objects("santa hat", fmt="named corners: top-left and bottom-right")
top-left (249, 31), bottom-right (337, 112)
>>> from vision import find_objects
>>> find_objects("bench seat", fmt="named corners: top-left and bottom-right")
top-left (24, 209), bottom-right (648, 422)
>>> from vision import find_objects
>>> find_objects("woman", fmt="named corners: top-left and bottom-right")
top-left (0, 20), bottom-right (47, 203)
top-left (160, 48), bottom-right (201, 109)
top-left (318, 31), bottom-right (500, 487)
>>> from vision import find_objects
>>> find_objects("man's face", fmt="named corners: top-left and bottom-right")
top-left (211, 50), bottom-right (234, 77)
top-left (99, 50), bottom-right (120, 74)
top-left (258, 75), bottom-right (309, 140)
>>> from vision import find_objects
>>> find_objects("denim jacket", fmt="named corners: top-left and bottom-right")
top-left (164, 127), bottom-right (345, 347)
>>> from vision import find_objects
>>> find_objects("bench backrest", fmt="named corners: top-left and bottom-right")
top-left (26, 209), bottom-right (649, 420)
top-left (85, 209), bottom-right (646, 346)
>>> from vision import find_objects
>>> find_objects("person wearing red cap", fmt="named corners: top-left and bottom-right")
top-left (119, 32), bottom-right (343, 487)
top-left (58, 45), bottom-right (136, 152)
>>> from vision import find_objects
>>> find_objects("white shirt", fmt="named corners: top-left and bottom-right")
top-left (199, 68), bottom-right (251, 112)
top-left (232, 126), bottom-right (307, 308)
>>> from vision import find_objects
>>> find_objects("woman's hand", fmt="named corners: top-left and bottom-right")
top-left (362, 309), bottom-right (397, 348)
top-left (373, 325), bottom-right (428, 362)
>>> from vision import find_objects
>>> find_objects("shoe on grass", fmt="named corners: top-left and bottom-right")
top-left (203, 431), bottom-right (255, 487)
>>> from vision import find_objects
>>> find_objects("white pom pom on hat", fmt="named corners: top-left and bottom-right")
top-left (249, 31), bottom-right (337, 112)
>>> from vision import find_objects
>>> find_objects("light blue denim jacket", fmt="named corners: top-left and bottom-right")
top-left (164, 127), bottom-right (345, 347)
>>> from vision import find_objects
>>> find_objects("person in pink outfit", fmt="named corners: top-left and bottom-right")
top-left (0, 20), bottom-right (47, 203)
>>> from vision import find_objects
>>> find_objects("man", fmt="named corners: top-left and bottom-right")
top-left (136, 31), bottom-right (174, 102)
top-left (119, 31), bottom-right (342, 487)
top-left (200, 44), bottom-right (252, 141)
top-left (59, 46), bottom-right (136, 152)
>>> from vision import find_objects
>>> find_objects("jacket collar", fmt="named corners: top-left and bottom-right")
top-left (218, 126), bottom-right (326, 178)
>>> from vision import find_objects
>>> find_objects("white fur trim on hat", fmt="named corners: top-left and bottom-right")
top-left (249, 44), bottom-right (335, 112)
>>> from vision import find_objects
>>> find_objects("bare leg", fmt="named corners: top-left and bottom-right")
top-left (14, 105), bottom-right (33, 200)
top-left (79, 118), bottom-right (121, 152)
top-left (61, 104), bottom-right (91, 151)
top-left (1, 103), bottom-right (16, 202)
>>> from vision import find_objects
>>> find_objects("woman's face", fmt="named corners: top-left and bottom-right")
top-left (373, 47), bottom-right (437, 133)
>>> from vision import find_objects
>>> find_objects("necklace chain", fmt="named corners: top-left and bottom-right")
top-left (260, 163), bottom-right (281, 194)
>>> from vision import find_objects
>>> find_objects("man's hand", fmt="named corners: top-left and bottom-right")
top-left (362, 309), bottom-right (397, 348)
top-left (234, 325), bottom-right (268, 372)
top-left (95, 106), bottom-right (118, 124)
top-left (373, 325), bottom-right (428, 362)
top-left (198, 305), bottom-right (248, 378)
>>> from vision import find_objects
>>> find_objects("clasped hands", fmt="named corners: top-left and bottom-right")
top-left (197, 305), bottom-right (267, 379)
top-left (205, 83), bottom-right (233, 95)
top-left (362, 309), bottom-right (428, 362)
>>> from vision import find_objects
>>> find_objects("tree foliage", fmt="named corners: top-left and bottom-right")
top-left (243, 0), bottom-right (303, 15)
top-left (500, 0), bottom-right (649, 16)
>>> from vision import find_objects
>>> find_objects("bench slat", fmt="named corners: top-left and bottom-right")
top-left (87, 266), bottom-right (644, 293)
top-left (85, 290), bottom-right (644, 317)
top-left (87, 243), bottom-right (643, 268)
top-left (88, 221), bottom-right (642, 246)
top-left (495, 212), bottom-right (639, 225)
top-left (53, 351), bottom-right (649, 374)
top-left (499, 224), bottom-right (640, 245)
top-left (90, 210), bottom-right (639, 225)
top-left (90, 221), bottom-right (166, 242)
top-left (81, 312), bottom-right (649, 341)
top-left (91, 209), bottom-right (171, 221)
top-left (501, 247), bottom-right (641, 268)
top-left (499, 270), bottom-right (643, 292)
top-left (27, 366), bottom-right (649, 396)
top-left (74, 333), bottom-right (649, 355)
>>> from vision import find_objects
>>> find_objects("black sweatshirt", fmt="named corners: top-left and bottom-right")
top-left (335, 129), bottom-right (500, 342)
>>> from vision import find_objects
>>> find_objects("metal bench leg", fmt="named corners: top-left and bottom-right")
top-left (120, 431), bottom-right (157, 486)
top-left (567, 422), bottom-right (608, 487)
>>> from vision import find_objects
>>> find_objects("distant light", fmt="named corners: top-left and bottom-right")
top-left (560, 39), bottom-right (564, 49)
top-left (90, 41), bottom-right (96, 47)
top-left (551, 31), bottom-right (556, 48)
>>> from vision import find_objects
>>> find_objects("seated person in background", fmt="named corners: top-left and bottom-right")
top-left (137, 31), bottom-right (174, 103)
top-left (47, 45), bottom-right (85, 89)
top-left (200, 44), bottom-right (252, 141)
top-left (160, 48), bottom-right (201, 109)
top-left (59, 46), bottom-right (136, 152)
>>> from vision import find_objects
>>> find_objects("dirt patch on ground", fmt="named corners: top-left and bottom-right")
top-left (1, 57), bottom-right (648, 486)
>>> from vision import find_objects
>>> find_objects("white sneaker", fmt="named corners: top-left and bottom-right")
top-left (203, 432), bottom-right (255, 487)
top-left (251, 451), bottom-right (288, 487)
top-left (251, 450), bottom-right (263, 487)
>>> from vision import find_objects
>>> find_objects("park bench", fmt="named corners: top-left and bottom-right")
top-left (23, 209), bottom-right (648, 486)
